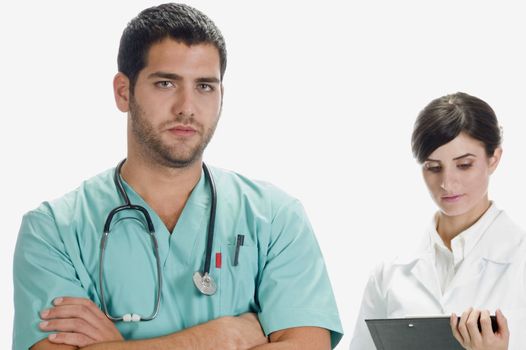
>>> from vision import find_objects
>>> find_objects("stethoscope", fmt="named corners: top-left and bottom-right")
top-left (99, 159), bottom-right (218, 322)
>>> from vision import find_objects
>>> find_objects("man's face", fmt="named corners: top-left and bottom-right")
top-left (129, 39), bottom-right (222, 168)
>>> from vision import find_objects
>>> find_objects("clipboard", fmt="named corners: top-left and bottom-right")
top-left (365, 316), bottom-right (498, 350)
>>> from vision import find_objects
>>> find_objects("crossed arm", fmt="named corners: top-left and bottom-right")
top-left (31, 297), bottom-right (330, 350)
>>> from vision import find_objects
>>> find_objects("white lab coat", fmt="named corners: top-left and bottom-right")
top-left (349, 209), bottom-right (526, 350)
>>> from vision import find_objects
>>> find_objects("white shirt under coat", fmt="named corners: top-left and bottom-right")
top-left (349, 204), bottom-right (526, 350)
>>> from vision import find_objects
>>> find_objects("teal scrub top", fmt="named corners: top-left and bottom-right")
top-left (13, 166), bottom-right (343, 349)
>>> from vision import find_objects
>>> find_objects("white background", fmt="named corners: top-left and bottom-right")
top-left (2, 1), bottom-right (526, 349)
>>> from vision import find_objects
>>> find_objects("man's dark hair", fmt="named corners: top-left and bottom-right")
top-left (412, 92), bottom-right (502, 163)
top-left (118, 3), bottom-right (227, 93)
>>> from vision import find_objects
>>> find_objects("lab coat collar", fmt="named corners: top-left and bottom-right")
top-left (391, 205), bottom-right (526, 301)
top-left (392, 235), bottom-right (433, 266)
top-left (429, 203), bottom-right (500, 266)
top-left (391, 237), bottom-right (440, 300)
top-left (473, 210), bottom-right (525, 264)
top-left (442, 209), bottom-right (524, 296)
top-left (393, 204), bottom-right (522, 265)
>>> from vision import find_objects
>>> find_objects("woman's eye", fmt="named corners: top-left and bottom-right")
top-left (426, 166), bottom-right (442, 173)
top-left (424, 162), bottom-right (441, 173)
top-left (155, 81), bottom-right (174, 88)
top-left (458, 163), bottom-right (473, 170)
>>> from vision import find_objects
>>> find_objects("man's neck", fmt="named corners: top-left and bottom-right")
top-left (120, 155), bottom-right (203, 233)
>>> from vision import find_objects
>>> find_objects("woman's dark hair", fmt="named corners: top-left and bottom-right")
top-left (117, 3), bottom-right (227, 93)
top-left (411, 92), bottom-right (502, 163)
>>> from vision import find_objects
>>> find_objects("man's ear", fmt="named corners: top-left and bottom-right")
top-left (219, 83), bottom-right (224, 113)
top-left (113, 72), bottom-right (130, 112)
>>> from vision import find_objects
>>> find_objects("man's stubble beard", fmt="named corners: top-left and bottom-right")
top-left (129, 95), bottom-right (219, 169)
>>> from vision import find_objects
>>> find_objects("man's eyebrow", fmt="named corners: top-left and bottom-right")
top-left (425, 153), bottom-right (476, 162)
top-left (147, 72), bottom-right (220, 84)
top-left (147, 71), bottom-right (183, 80)
top-left (195, 77), bottom-right (221, 84)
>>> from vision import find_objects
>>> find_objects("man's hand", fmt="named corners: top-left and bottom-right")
top-left (79, 313), bottom-right (268, 350)
top-left (224, 313), bottom-right (268, 349)
top-left (451, 308), bottom-right (509, 350)
top-left (39, 297), bottom-right (124, 348)
top-left (37, 296), bottom-right (266, 350)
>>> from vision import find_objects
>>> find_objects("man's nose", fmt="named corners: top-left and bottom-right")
top-left (172, 86), bottom-right (195, 117)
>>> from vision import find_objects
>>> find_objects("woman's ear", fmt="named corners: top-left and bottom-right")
top-left (488, 147), bottom-right (503, 175)
top-left (113, 72), bottom-right (130, 112)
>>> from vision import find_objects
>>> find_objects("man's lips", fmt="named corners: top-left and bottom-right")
top-left (167, 125), bottom-right (197, 136)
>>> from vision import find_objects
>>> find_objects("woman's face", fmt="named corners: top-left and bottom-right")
top-left (422, 132), bottom-right (502, 217)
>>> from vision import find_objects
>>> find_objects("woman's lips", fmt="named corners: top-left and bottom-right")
top-left (441, 194), bottom-right (464, 203)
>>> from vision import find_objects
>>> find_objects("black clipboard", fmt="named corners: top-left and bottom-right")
top-left (365, 316), bottom-right (498, 350)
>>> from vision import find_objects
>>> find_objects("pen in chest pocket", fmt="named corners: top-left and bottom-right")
top-left (233, 234), bottom-right (245, 266)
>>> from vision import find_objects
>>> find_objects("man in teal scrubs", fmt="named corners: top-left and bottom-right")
top-left (13, 3), bottom-right (343, 349)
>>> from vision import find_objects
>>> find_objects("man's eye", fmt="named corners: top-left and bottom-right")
top-left (197, 83), bottom-right (214, 92)
top-left (155, 81), bottom-right (174, 88)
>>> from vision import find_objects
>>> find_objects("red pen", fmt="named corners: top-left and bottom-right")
top-left (215, 252), bottom-right (222, 268)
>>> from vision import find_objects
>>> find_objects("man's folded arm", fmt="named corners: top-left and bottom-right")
top-left (31, 324), bottom-right (330, 350)
top-left (250, 326), bottom-right (331, 350)
top-left (31, 314), bottom-right (267, 350)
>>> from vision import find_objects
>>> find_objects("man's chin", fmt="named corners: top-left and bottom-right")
top-left (158, 152), bottom-right (202, 169)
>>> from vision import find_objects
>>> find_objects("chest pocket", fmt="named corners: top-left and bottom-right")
top-left (219, 235), bottom-right (259, 315)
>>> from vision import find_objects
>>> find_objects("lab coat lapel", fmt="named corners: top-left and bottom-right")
top-left (396, 235), bottom-right (443, 303)
top-left (409, 252), bottom-right (443, 302)
top-left (444, 211), bottom-right (521, 301)
top-left (444, 258), bottom-right (489, 302)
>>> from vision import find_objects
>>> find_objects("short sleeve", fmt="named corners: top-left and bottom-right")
top-left (256, 199), bottom-right (343, 349)
top-left (349, 264), bottom-right (387, 350)
top-left (13, 208), bottom-right (90, 350)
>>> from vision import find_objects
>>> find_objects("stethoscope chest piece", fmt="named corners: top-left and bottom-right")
top-left (193, 271), bottom-right (217, 296)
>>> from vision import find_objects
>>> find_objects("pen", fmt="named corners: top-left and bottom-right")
top-left (233, 234), bottom-right (245, 266)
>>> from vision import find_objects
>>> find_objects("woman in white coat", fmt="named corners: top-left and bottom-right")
top-left (349, 92), bottom-right (526, 350)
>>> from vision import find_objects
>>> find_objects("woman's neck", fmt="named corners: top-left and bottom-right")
top-left (436, 197), bottom-right (491, 250)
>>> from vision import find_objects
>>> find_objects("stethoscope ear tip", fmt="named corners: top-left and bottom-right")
top-left (123, 313), bottom-right (142, 322)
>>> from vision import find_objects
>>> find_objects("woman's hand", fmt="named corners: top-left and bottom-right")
top-left (450, 308), bottom-right (509, 350)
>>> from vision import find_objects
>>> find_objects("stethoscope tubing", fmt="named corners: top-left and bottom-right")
top-left (99, 159), bottom-right (217, 322)
top-left (202, 162), bottom-right (217, 276)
